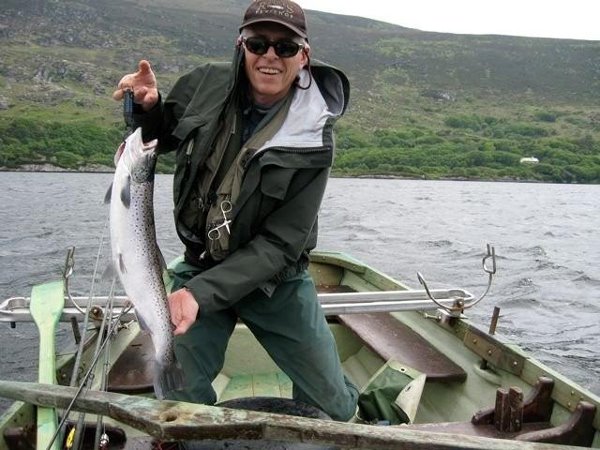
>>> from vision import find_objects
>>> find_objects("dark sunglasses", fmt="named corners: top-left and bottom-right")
top-left (242, 36), bottom-right (305, 58)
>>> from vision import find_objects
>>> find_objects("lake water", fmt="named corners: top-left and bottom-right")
top-left (0, 173), bottom-right (598, 414)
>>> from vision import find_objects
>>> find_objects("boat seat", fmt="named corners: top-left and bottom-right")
top-left (337, 312), bottom-right (467, 382)
top-left (405, 377), bottom-right (597, 447)
top-left (108, 333), bottom-right (154, 393)
top-left (108, 310), bottom-right (468, 393)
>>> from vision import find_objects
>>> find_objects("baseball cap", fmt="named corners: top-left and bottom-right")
top-left (240, 0), bottom-right (308, 39)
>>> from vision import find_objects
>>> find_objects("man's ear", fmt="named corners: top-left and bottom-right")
top-left (300, 44), bottom-right (310, 68)
top-left (303, 42), bottom-right (311, 58)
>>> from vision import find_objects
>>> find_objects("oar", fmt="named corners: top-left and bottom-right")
top-left (0, 380), bottom-right (575, 450)
top-left (30, 280), bottom-right (65, 450)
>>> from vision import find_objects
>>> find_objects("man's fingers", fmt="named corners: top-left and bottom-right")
top-left (138, 60), bottom-right (147, 72)
top-left (113, 60), bottom-right (155, 105)
top-left (133, 86), bottom-right (147, 103)
top-left (113, 87), bottom-right (135, 102)
top-left (173, 319), bottom-right (193, 336)
top-left (167, 289), bottom-right (197, 336)
top-left (112, 89), bottom-right (124, 101)
top-left (138, 59), bottom-right (151, 74)
top-left (142, 90), bottom-right (159, 111)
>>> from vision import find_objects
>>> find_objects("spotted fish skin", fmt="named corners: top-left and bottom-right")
top-left (108, 127), bottom-right (183, 399)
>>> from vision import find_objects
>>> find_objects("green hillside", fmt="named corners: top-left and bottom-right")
top-left (1, 0), bottom-right (599, 182)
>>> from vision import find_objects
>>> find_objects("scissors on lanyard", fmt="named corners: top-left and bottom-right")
top-left (207, 200), bottom-right (233, 241)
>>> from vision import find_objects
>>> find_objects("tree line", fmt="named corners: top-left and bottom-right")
top-left (1, 116), bottom-right (598, 183)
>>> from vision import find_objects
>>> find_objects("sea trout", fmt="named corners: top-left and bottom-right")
top-left (106, 127), bottom-right (184, 399)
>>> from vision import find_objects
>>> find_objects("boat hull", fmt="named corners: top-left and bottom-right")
top-left (0, 251), bottom-right (598, 449)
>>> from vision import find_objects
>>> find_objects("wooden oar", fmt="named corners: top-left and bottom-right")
top-left (0, 380), bottom-right (577, 450)
top-left (30, 281), bottom-right (65, 450)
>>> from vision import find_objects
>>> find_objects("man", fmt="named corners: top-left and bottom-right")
top-left (113, 0), bottom-right (358, 421)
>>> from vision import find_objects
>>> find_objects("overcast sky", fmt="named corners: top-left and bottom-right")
top-left (296, 0), bottom-right (600, 41)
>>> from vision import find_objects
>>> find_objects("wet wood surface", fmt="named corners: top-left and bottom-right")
top-left (0, 380), bottom-right (585, 450)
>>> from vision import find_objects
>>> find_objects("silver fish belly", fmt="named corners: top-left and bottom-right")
top-left (108, 127), bottom-right (183, 399)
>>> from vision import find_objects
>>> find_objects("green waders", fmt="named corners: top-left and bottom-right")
top-left (167, 260), bottom-right (359, 422)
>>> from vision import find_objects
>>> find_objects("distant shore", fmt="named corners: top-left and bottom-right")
top-left (0, 164), bottom-right (114, 173)
top-left (1, 166), bottom-right (563, 184)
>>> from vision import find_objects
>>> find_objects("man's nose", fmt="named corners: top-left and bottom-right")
top-left (264, 44), bottom-right (278, 58)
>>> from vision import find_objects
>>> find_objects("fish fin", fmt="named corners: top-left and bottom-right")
top-left (153, 361), bottom-right (186, 400)
top-left (102, 255), bottom-right (125, 281)
top-left (118, 253), bottom-right (127, 274)
top-left (120, 175), bottom-right (131, 208)
top-left (114, 141), bottom-right (126, 166)
top-left (104, 183), bottom-right (112, 204)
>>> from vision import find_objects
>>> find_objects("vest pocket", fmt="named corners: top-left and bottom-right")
top-left (260, 166), bottom-right (295, 200)
top-left (173, 121), bottom-right (213, 207)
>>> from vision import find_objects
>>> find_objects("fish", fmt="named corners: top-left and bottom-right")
top-left (106, 127), bottom-right (184, 400)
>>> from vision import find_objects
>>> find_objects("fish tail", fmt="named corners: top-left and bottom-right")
top-left (153, 361), bottom-right (186, 400)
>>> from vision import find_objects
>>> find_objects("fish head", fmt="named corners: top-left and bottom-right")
top-left (119, 127), bottom-right (159, 183)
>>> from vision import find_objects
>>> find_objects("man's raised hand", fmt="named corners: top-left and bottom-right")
top-left (112, 60), bottom-right (159, 112)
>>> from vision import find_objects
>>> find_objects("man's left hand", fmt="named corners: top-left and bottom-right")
top-left (168, 288), bottom-right (199, 336)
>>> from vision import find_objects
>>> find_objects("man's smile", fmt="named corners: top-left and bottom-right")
top-left (258, 67), bottom-right (282, 75)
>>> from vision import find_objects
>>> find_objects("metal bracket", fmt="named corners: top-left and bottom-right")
top-left (417, 244), bottom-right (497, 315)
top-left (464, 328), bottom-right (525, 375)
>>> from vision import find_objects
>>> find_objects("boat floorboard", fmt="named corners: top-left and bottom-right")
top-left (337, 312), bottom-right (467, 382)
top-left (219, 372), bottom-right (292, 402)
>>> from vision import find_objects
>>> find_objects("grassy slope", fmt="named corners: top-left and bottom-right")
top-left (0, 0), bottom-right (599, 181)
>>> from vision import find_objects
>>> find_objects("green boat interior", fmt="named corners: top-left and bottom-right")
top-left (0, 251), bottom-right (599, 449)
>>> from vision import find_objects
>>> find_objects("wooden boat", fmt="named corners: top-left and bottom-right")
top-left (0, 249), bottom-right (598, 449)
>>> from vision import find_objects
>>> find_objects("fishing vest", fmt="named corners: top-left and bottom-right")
top-left (180, 93), bottom-right (294, 261)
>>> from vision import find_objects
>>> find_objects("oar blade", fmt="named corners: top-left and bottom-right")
top-left (30, 280), bottom-right (65, 450)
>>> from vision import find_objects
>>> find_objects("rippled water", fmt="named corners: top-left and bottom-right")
top-left (0, 173), bottom-right (598, 413)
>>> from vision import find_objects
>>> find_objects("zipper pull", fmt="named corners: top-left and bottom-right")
top-left (231, 113), bottom-right (237, 135)
top-left (185, 138), bottom-right (194, 164)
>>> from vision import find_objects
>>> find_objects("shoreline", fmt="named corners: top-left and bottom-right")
top-left (1, 166), bottom-right (589, 185)
top-left (0, 164), bottom-right (114, 173)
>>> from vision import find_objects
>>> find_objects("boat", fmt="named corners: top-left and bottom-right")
top-left (0, 247), bottom-right (598, 449)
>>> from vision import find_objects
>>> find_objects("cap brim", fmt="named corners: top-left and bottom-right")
top-left (240, 18), bottom-right (307, 39)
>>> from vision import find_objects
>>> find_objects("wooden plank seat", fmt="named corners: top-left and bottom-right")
top-left (108, 333), bottom-right (154, 393)
top-left (108, 291), bottom-right (468, 392)
top-left (337, 312), bottom-right (467, 382)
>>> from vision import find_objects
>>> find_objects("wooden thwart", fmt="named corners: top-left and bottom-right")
top-left (109, 308), bottom-right (469, 394)
top-left (337, 312), bottom-right (467, 382)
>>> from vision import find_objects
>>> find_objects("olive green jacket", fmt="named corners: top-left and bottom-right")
top-left (134, 49), bottom-right (350, 312)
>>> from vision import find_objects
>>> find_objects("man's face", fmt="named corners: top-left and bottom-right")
top-left (242, 23), bottom-right (308, 106)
